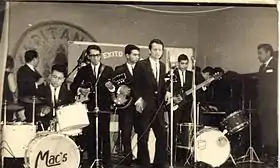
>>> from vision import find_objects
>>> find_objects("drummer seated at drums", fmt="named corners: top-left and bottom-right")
top-left (37, 64), bottom-right (75, 130)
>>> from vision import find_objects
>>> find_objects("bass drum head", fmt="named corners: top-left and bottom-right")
top-left (195, 128), bottom-right (230, 167)
top-left (25, 132), bottom-right (80, 168)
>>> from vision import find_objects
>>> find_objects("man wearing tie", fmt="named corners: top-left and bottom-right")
top-left (17, 50), bottom-right (45, 122)
top-left (113, 44), bottom-right (141, 166)
top-left (70, 45), bottom-right (114, 168)
top-left (37, 64), bottom-right (75, 130)
top-left (133, 39), bottom-right (170, 168)
top-left (256, 43), bottom-right (278, 165)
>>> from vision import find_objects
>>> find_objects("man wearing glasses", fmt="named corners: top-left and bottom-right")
top-left (37, 64), bottom-right (75, 130)
top-left (70, 45), bottom-right (114, 168)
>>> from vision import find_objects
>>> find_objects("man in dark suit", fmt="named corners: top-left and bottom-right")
top-left (133, 39), bottom-right (170, 168)
top-left (17, 50), bottom-right (45, 122)
top-left (70, 45), bottom-right (114, 168)
top-left (37, 64), bottom-right (75, 130)
top-left (166, 54), bottom-right (205, 162)
top-left (257, 43), bottom-right (278, 163)
top-left (113, 44), bottom-right (141, 166)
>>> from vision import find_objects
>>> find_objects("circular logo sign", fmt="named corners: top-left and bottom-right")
top-left (13, 21), bottom-right (95, 79)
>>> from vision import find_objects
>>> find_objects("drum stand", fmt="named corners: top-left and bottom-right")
top-left (237, 106), bottom-right (262, 164)
top-left (89, 83), bottom-right (103, 168)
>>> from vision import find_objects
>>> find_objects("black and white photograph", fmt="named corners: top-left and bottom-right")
top-left (0, 0), bottom-right (278, 168)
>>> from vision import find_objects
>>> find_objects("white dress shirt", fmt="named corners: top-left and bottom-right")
top-left (178, 69), bottom-right (186, 87)
top-left (50, 85), bottom-right (60, 105)
top-left (149, 57), bottom-right (160, 83)
top-left (126, 63), bottom-right (135, 76)
top-left (91, 63), bottom-right (100, 78)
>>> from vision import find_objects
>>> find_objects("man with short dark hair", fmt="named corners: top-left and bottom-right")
top-left (37, 64), bottom-right (75, 130)
top-left (17, 50), bottom-right (45, 122)
top-left (257, 43), bottom-right (278, 165)
top-left (70, 44), bottom-right (114, 168)
top-left (113, 44), bottom-right (141, 166)
top-left (133, 39), bottom-right (169, 168)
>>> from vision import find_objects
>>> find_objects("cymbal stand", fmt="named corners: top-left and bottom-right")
top-left (90, 81), bottom-right (103, 168)
top-left (237, 101), bottom-right (262, 164)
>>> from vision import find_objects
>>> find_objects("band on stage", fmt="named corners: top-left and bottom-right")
top-left (1, 40), bottom-right (278, 168)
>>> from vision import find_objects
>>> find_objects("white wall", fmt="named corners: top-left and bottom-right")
top-left (197, 7), bottom-right (278, 73)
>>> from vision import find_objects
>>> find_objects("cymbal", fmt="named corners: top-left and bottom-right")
top-left (203, 111), bottom-right (226, 115)
top-left (3, 103), bottom-right (24, 111)
top-left (20, 96), bottom-right (46, 104)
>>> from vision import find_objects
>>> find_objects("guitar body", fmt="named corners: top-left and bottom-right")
top-left (105, 73), bottom-right (133, 110)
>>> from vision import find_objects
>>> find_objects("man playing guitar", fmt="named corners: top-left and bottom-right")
top-left (112, 44), bottom-right (141, 166)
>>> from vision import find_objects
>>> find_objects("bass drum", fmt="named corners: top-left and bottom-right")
top-left (24, 132), bottom-right (80, 168)
top-left (195, 127), bottom-right (230, 167)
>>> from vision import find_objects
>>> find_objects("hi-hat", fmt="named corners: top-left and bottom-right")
top-left (3, 103), bottom-right (24, 111)
top-left (20, 96), bottom-right (46, 104)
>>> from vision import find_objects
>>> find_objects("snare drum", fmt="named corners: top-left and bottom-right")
top-left (24, 132), bottom-right (80, 168)
top-left (221, 110), bottom-right (248, 135)
top-left (2, 123), bottom-right (36, 157)
top-left (56, 102), bottom-right (89, 132)
top-left (176, 123), bottom-right (203, 149)
top-left (195, 127), bottom-right (231, 167)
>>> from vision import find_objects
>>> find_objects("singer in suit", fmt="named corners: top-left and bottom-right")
top-left (113, 44), bottom-right (141, 166)
top-left (257, 43), bottom-right (278, 162)
top-left (70, 45), bottom-right (114, 168)
top-left (17, 50), bottom-right (45, 122)
top-left (133, 39), bottom-right (170, 168)
top-left (37, 64), bottom-right (75, 130)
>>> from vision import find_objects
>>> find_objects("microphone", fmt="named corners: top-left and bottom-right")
top-left (77, 49), bottom-right (87, 64)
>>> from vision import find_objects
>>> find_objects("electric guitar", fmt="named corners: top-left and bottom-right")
top-left (169, 72), bottom-right (222, 111)
top-left (105, 73), bottom-right (133, 109)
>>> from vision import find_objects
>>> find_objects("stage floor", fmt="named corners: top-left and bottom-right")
top-left (2, 153), bottom-right (277, 168)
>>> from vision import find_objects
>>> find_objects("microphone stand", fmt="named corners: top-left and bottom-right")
top-left (90, 76), bottom-right (103, 168)
top-left (169, 68), bottom-right (175, 168)
top-left (191, 57), bottom-right (198, 167)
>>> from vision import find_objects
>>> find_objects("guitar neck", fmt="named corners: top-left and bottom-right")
top-left (184, 79), bottom-right (213, 96)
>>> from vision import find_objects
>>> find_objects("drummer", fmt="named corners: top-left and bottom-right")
top-left (2, 55), bottom-right (26, 122)
top-left (37, 64), bottom-right (75, 130)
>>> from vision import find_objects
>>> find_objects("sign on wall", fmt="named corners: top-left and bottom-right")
top-left (12, 21), bottom-right (95, 80)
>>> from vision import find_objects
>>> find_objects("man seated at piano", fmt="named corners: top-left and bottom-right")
top-left (36, 64), bottom-right (75, 130)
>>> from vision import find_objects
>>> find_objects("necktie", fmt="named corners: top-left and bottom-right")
top-left (155, 62), bottom-right (159, 83)
top-left (131, 64), bottom-right (134, 75)
top-left (182, 71), bottom-right (185, 86)
top-left (259, 64), bottom-right (265, 72)
top-left (53, 88), bottom-right (57, 108)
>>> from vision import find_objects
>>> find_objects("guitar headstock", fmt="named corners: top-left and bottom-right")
top-left (113, 73), bottom-right (127, 85)
top-left (212, 72), bottom-right (223, 80)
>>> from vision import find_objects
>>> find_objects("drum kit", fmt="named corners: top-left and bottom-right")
top-left (1, 95), bottom-right (90, 168)
top-left (176, 108), bottom-right (260, 167)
